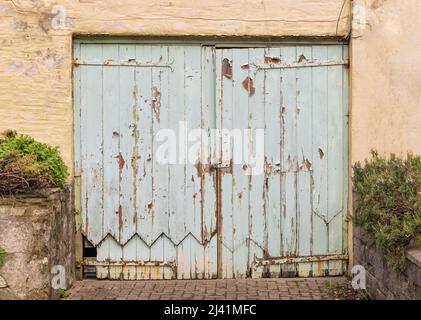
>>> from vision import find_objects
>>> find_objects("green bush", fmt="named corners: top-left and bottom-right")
top-left (352, 151), bottom-right (421, 270)
top-left (0, 130), bottom-right (68, 193)
top-left (0, 247), bottom-right (5, 268)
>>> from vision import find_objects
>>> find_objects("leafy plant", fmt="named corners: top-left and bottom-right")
top-left (0, 247), bottom-right (5, 268)
top-left (352, 151), bottom-right (421, 270)
top-left (58, 288), bottom-right (70, 299)
top-left (0, 130), bottom-right (68, 193)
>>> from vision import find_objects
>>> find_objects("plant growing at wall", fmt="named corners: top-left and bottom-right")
top-left (0, 247), bottom-right (5, 268)
top-left (0, 130), bottom-right (68, 194)
top-left (352, 151), bottom-right (421, 270)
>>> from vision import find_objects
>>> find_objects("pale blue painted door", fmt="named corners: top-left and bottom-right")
top-left (73, 42), bottom-right (348, 279)
top-left (215, 45), bottom-right (349, 278)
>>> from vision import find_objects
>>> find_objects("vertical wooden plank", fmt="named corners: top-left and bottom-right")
top-left (96, 236), bottom-right (110, 279)
top-left (73, 43), bottom-right (84, 280)
top-left (311, 45), bottom-right (329, 276)
top-left (204, 234), bottom-right (218, 278)
top-left (201, 46), bottom-right (218, 279)
top-left (108, 236), bottom-right (123, 279)
top-left (151, 45), bottom-right (171, 242)
top-left (102, 44), bottom-right (120, 241)
top-left (280, 46), bottom-right (298, 277)
top-left (118, 44), bottom-right (137, 245)
top-left (73, 42), bottom-right (82, 178)
top-left (162, 235), bottom-right (177, 279)
top-left (177, 234), bottom-right (192, 279)
top-left (327, 45), bottom-right (345, 276)
top-left (342, 45), bottom-right (350, 266)
top-left (264, 47), bottom-right (282, 277)
top-left (150, 235), bottom-right (164, 280)
top-left (168, 45), bottom-right (186, 247)
top-left (296, 46), bottom-right (313, 277)
top-left (215, 48), bottom-right (234, 278)
top-left (184, 45), bottom-right (205, 278)
top-left (135, 45), bottom-right (154, 246)
top-left (219, 49), bottom-right (234, 279)
top-left (135, 236), bottom-right (151, 280)
top-left (82, 44), bottom-right (104, 246)
top-left (231, 49), bottom-right (250, 278)
top-left (122, 236), bottom-right (137, 280)
top-left (248, 48), bottom-right (266, 276)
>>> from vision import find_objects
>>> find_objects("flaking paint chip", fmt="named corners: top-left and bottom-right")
top-left (222, 58), bottom-right (232, 79)
top-left (242, 76), bottom-right (255, 96)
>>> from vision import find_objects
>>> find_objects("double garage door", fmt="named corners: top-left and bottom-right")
top-left (73, 41), bottom-right (348, 279)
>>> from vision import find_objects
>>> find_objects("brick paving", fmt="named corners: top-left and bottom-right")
top-left (64, 277), bottom-right (356, 300)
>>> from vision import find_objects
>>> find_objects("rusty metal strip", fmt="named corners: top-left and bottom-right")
top-left (252, 254), bottom-right (348, 269)
top-left (82, 259), bottom-right (175, 268)
top-left (254, 59), bottom-right (349, 72)
top-left (73, 59), bottom-right (174, 70)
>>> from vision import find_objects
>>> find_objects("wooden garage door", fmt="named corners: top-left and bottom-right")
top-left (73, 42), bottom-right (348, 279)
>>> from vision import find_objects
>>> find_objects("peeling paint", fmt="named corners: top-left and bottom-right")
top-left (152, 86), bottom-right (161, 122)
top-left (221, 58), bottom-right (232, 79)
top-left (117, 152), bottom-right (125, 169)
top-left (318, 148), bottom-right (324, 159)
top-left (242, 76), bottom-right (255, 96)
top-left (264, 56), bottom-right (281, 64)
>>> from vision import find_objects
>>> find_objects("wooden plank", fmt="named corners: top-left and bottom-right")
top-left (342, 45), bottom-right (350, 265)
top-left (73, 43), bottom-right (82, 177)
top-left (102, 44), bottom-right (120, 241)
top-left (96, 236), bottom-right (109, 279)
top-left (184, 45), bottom-right (203, 243)
top-left (231, 49), bottom-right (250, 278)
top-left (168, 45), bottom-right (187, 245)
top-left (82, 44), bottom-right (104, 246)
top-left (248, 47), bottom-right (266, 257)
top-left (122, 235), bottom-right (137, 280)
top-left (296, 46), bottom-right (313, 277)
top-left (185, 45), bottom-right (207, 277)
top-left (135, 236), bottom-right (152, 280)
top-left (311, 45), bottom-right (329, 276)
top-left (201, 47), bottom-right (218, 274)
top-left (135, 45), bottom-right (154, 246)
top-left (219, 48), bottom-right (234, 279)
top-left (264, 47), bottom-right (282, 270)
top-left (73, 43), bottom-right (84, 280)
top-left (280, 46), bottom-right (298, 277)
top-left (151, 45), bottom-right (170, 242)
top-left (327, 45), bottom-right (345, 276)
top-left (204, 235), bottom-right (218, 279)
top-left (177, 234), bottom-right (192, 279)
top-left (118, 44), bottom-right (137, 245)
top-left (201, 46), bottom-right (217, 238)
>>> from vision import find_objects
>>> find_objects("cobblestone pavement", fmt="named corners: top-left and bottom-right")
top-left (65, 277), bottom-right (357, 300)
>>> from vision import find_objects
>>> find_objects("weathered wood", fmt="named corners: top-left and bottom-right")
top-left (74, 43), bottom-right (348, 279)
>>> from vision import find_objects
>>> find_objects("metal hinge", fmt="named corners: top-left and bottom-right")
top-left (211, 162), bottom-right (231, 169)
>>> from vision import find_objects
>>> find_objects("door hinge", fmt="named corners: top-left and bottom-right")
top-left (211, 162), bottom-right (231, 169)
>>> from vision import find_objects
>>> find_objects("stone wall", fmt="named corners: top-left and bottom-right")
top-left (0, 189), bottom-right (75, 300)
top-left (353, 226), bottom-right (421, 300)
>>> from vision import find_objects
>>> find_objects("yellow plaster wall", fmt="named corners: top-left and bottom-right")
top-left (351, 0), bottom-right (421, 163)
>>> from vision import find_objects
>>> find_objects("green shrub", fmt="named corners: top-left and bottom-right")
top-left (352, 151), bottom-right (421, 270)
top-left (0, 130), bottom-right (68, 193)
top-left (0, 247), bottom-right (5, 268)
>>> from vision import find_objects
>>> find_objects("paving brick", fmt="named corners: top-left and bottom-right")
top-left (64, 277), bottom-right (355, 300)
